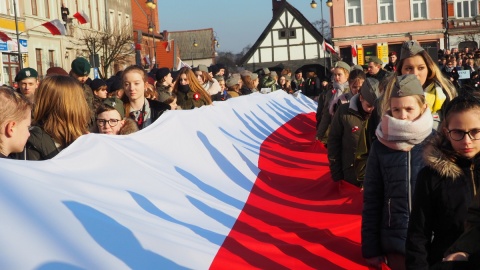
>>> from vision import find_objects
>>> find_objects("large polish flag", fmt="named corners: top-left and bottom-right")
top-left (0, 91), bottom-right (368, 269)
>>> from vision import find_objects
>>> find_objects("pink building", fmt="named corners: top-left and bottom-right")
top-left (330, 0), bottom-right (479, 65)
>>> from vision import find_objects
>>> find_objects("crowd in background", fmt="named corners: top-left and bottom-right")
top-left (1, 40), bottom-right (480, 269)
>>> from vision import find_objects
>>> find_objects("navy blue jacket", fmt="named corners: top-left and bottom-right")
top-left (362, 137), bottom-right (429, 258)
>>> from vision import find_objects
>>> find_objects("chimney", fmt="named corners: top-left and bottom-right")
top-left (272, 0), bottom-right (286, 15)
top-left (162, 30), bottom-right (168, 41)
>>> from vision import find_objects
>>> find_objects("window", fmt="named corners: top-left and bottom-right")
top-left (379, 0), bottom-right (394, 22)
top-left (346, 0), bottom-right (362, 25)
top-left (456, 0), bottom-right (478, 18)
top-left (278, 29), bottom-right (297, 39)
top-left (31, 0), bottom-right (37, 16)
top-left (48, 50), bottom-right (54, 68)
top-left (412, 0), bottom-right (426, 19)
top-left (35, 49), bottom-right (43, 78)
top-left (44, 0), bottom-right (50, 18)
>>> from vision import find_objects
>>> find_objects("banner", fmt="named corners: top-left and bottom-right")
top-left (0, 92), bottom-right (368, 269)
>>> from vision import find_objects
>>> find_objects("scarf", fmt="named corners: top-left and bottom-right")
top-left (178, 84), bottom-right (191, 94)
top-left (329, 81), bottom-right (349, 115)
top-left (424, 82), bottom-right (446, 113)
top-left (376, 107), bottom-right (433, 151)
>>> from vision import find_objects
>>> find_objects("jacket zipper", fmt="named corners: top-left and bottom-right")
top-left (388, 198), bottom-right (391, 227)
top-left (471, 163), bottom-right (477, 196)
top-left (408, 151), bottom-right (412, 213)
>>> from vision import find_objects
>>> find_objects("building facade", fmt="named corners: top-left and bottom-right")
top-left (0, 0), bottom-right (133, 86)
top-left (331, 0), bottom-right (449, 65)
top-left (240, 0), bottom-right (332, 76)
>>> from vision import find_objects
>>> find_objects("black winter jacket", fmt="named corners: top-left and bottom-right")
top-left (406, 138), bottom-right (480, 269)
top-left (362, 135), bottom-right (429, 259)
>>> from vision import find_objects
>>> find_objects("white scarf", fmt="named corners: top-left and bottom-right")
top-left (375, 108), bottom-right (433, 151)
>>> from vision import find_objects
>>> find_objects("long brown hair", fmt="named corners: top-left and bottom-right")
top-left (34, 75), bottom-right (90, 148)
top-left (173, 67), bottom-right (212, 104)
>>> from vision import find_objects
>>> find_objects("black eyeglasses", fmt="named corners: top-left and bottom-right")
top-left (96, 119), bottom-right (120, 127)
top-left (447, 129), bottom-right (480, 141)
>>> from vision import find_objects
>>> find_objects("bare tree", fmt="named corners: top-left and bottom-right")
top-left (312, 19), bottom-right (331, 40)
top-left (75, 25), bottom-right (135, 79)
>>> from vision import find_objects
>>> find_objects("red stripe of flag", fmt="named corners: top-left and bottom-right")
top-left (0, 31), bottom-right (12, 42)
top-left (73, 10), bottom-right (90, 24)
top-left (42, 19), bottom-right (66, 35)
top-left (211, 113), bottom-right (368, 269)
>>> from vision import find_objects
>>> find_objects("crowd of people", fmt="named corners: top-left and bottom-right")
top-left (1, 40), bottom-right (480, 269)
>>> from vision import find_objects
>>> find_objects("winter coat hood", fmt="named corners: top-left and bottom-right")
top-left (423, 136), bottom-right (464, 179)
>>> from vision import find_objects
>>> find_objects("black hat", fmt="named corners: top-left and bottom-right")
top-left (295, 68), bottom-right (302, 74)
top-left (360, 78), bottom-right (379, 105)
top-left (15, 68), bottom-right (38, 82)
top-left (210, 64), bottom-right (219, 75)
top-left (90, 78), bottom-right (106, 91)
top-left (71, 57), bottom-right (91, 76)
top-left (155, 67), bottom-right (170, 81)
top-left (107, 78), bottom-right (123, 93)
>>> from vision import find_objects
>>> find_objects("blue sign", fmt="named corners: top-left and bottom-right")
top-left (93, 68), bottom-right (99, 79)
top-left (0, 39), bottom-right (28, 52)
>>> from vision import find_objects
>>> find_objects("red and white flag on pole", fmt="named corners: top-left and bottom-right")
top-left (324, 41), bottom-right (336, 54)
top-left (352, 43), bottom-right (357, 58)
top-left (163, 40), bottom-right (171, 52)
top-left (42, 19), bottom-right (66, 35)
top-left (73, 10), bottom-right (90, 24)
top-left (0, 31), bottom-right (12, 42)
top-left (176, 57), bottom-right (191, 70)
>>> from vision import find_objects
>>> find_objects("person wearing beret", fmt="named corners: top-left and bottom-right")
top-left (362, 75), bottom-right (433, 270)
top-left (70, 57), bottom-right (95, 127)
top-left (366, 56), bottom-right (390, 83)
top-left (155, 67), bottom-right (173, 102)
top-left (384, 51), bottom-right (398, 72)
top-left (15, 67), bottom-right (39, 103)
top-left (291, 68), bottom-right (305, 91)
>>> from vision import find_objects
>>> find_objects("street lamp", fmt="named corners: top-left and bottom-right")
top-left (146, 0), bottom-right (156, 68)
top-left (146, 0), bottom-right (156, 9)
top-left (311, 0), bottom-right (333, 78)
top-left (192, 39), bottom-right (198, 66)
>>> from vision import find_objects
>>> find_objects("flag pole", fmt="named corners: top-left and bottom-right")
top-left (13, 0), bottom-right (22, 69)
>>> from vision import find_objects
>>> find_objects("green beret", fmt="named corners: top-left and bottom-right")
top-left (71, 57), bottom-right (91, 76)
top-left (15, 68), bottom-right (38, 82)
top-left (368, 56), bottom-right (383, 65)
top-left (390, 74), bottom-right (424, 98)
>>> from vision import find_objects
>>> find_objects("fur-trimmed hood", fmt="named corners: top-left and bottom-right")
top-left (423, 136), bottom-right (464, 179)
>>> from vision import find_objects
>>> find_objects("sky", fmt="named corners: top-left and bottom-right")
top-left (158, 0), bottom-right (331, 54)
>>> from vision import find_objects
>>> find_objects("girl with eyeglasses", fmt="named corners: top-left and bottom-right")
top-left (0, 86), bottom-right (32, 158)
top-left (95, 99), bottom-right (138, 135)
top-left (406, 90), bottom-right (480, 268)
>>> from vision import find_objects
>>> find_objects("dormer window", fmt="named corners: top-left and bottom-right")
top-left (279, 29), bottom-right (296, 39)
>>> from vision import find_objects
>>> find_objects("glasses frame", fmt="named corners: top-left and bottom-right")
top-left (447, 128), bottom-right (480, 141)
top-left (96, 118), bottom-right (121, 127)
